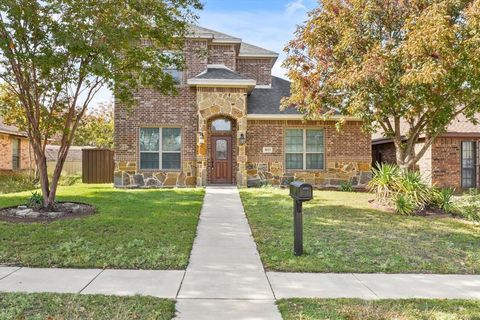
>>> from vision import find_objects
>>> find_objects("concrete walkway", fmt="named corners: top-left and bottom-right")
top-left (1, 186), bottom-right (479, 319)
top-left (175, 186), bottom-right (281, 319)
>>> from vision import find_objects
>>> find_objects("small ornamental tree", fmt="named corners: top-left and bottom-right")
top-left (283, 0), bottom-right (480, 169)
top-left (0, 0), bottom-right (202, 208)
top-left (74, 103), bottom-right (114, 149)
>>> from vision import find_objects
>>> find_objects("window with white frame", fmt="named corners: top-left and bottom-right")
top-left (139, 128), bottom-right (181, 170)
top-left (163, 51), bottom-right (183, 84)
top-left (285, 128), bottom-right (324, 170)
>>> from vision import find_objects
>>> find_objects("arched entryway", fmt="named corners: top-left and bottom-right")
top-left (207, 116), bottom-right (237, 185)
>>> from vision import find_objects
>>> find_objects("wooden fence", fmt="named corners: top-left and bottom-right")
top-left (82, 149), bottom-right (114, 183)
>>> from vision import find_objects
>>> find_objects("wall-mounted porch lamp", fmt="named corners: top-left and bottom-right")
top-left (198, 132), bottom-right (205, 144)
top-left (239, 133), bottom-right (246, 145)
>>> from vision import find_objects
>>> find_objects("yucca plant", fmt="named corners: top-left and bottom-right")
top-left (432, 187), bottom-right (456, 213)
top-left (395, 170), bottom-right (432, 210)
top-left (368, 162), bottom-right (400, 204)
top-left (394, 193), bottom-right (416, 215)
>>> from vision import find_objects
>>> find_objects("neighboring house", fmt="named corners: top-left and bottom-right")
top-left (0, 116), bottom-right (32, 172)
top-left (46, 145), bottom-right (85, 175)
top-left (372, 114), bottom-right (480, 189)
top-left (114, 26), bottom-right (372, 188)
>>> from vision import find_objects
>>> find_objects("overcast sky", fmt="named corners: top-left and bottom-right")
top-left (90, 0), bottom-right (317, 107)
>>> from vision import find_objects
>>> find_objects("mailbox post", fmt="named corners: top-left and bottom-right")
top-left (289, 181), bottom-right (313, 256)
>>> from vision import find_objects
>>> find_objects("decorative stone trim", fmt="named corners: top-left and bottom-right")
top-left (114, 160), bottom-right (197, 188)
top-left (195, 87), bottom-right (248, 187)
top-left (246, 161), bottom-right (372, 189)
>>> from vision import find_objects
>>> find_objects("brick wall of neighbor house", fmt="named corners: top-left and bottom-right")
top-left (208, 44), bottom-right (237, 70)
top-left (245, 120), bottom-right (372, 188)
top-left (372, 142), bottom-right (397, 165)
top-left (237, 58), bottom-right (273, 86)
top-left (20, 137), bottom-right (30, 170)
top-left (113, 86), bottom-right (198, 188)
top-left (431, 136), bottom-right (480, 189)
top-left (0, 134), bottom-right (31, 171)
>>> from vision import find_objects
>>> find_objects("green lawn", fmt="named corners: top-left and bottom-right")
top-left (0, 184), bottom-right (204, 269)
top-left (0, 292), bottom-right (174, 320)
top-left (240, 188), bottom-right (480, 273)
top-left (278, 298), bottom-right (480, 320)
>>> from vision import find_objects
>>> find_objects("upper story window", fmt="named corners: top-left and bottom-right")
top-left (163, 51), bottom-right (183, 85)
top-left (211, 118), bottom-right (232, 132)
top-left (140, 127), bottom-right (181, 170)
top-left (285, 128), bottom-right (324, 170)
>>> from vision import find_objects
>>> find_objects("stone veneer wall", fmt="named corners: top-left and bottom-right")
top-left (196, 87), bottom-right (248, 186)
top-left (245, 120), bottom-right (372, 189)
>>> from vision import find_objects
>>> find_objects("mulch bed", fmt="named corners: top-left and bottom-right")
top-left (0, 202), bottom-right (96, 224)
top-left (368, 199), bottom-right (453, 218)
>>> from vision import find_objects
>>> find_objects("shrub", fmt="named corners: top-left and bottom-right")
top-left (453, 189), bottom-right (480, 222)
top-left (369, 163), bottom-right (432, 215)
top-left (27, 191), bottom-right (43, 210)
top-left (0, 173), bottom-right (37, 194)
top-left (368, 163), bottom-right (400, 204)
top-left (339, 181), bottom-right (354, 192)
top-left (396, 170), bottom-right (432, 210)
top-left (394, 193), bottom-right (415, 215)
top-left (432, 187), bottom-right (456, 213)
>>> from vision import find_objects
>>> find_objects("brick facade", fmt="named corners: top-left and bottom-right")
top-left (0, 134), bottom-right (31, 171)
top-left (431, 136), bottom-right (480, 189)
top-left (372, 136), bottom-right (480, 189)
top-left (113, 28), bottom-right (372, 189)
top-left (246, 120), bottom-right (372, 188)
top-left (372, 141), bottom-right (397, 165)
top-left (237, 59), bottom-right (274, 86)
top-left (208, 44), bottom-right (237, 70)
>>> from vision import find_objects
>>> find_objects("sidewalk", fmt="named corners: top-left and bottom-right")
top-left (0, 187), bottom-right (479, 319)
top-left (1, 266), bottom-right (479, 300)
top-left (175, 186), bottom-right (281, 319)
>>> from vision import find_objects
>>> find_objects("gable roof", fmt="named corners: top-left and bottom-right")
top-left (188, 25), bottom-right (241, 42)
top-left (247, 77), bottom-right (298, 115)
top-left (372, 113), bottom-right (480, 142)
top-left (0, 116), bottom-right (27, 137)
top-left (188, 25), bottom-right (278, 58)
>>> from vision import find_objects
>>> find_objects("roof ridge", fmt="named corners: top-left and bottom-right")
top-left (188, 25), bottom-right (241, 41)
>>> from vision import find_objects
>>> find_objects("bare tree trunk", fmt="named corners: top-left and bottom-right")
top-left (35, 152), bottom-right (51, 208)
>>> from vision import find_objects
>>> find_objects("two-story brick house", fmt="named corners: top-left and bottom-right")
top-left (114, 26), bottom-right (372, 188)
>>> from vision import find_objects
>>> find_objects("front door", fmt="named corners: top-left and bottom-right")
top-left (211, 136), bottom-right (232, 184)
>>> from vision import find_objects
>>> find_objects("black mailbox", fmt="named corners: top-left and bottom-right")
top-left (289, 181), bottom-right (313, 201)
top-left (289, 181), bottom-right (314, 256)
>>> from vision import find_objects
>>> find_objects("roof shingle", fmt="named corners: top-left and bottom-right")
top-left (193, 67), bottom-right (251, 80)
top-left (0, 116), bottom-right (27, 137)
top-left (247, 77), bottom-right (299, 115)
